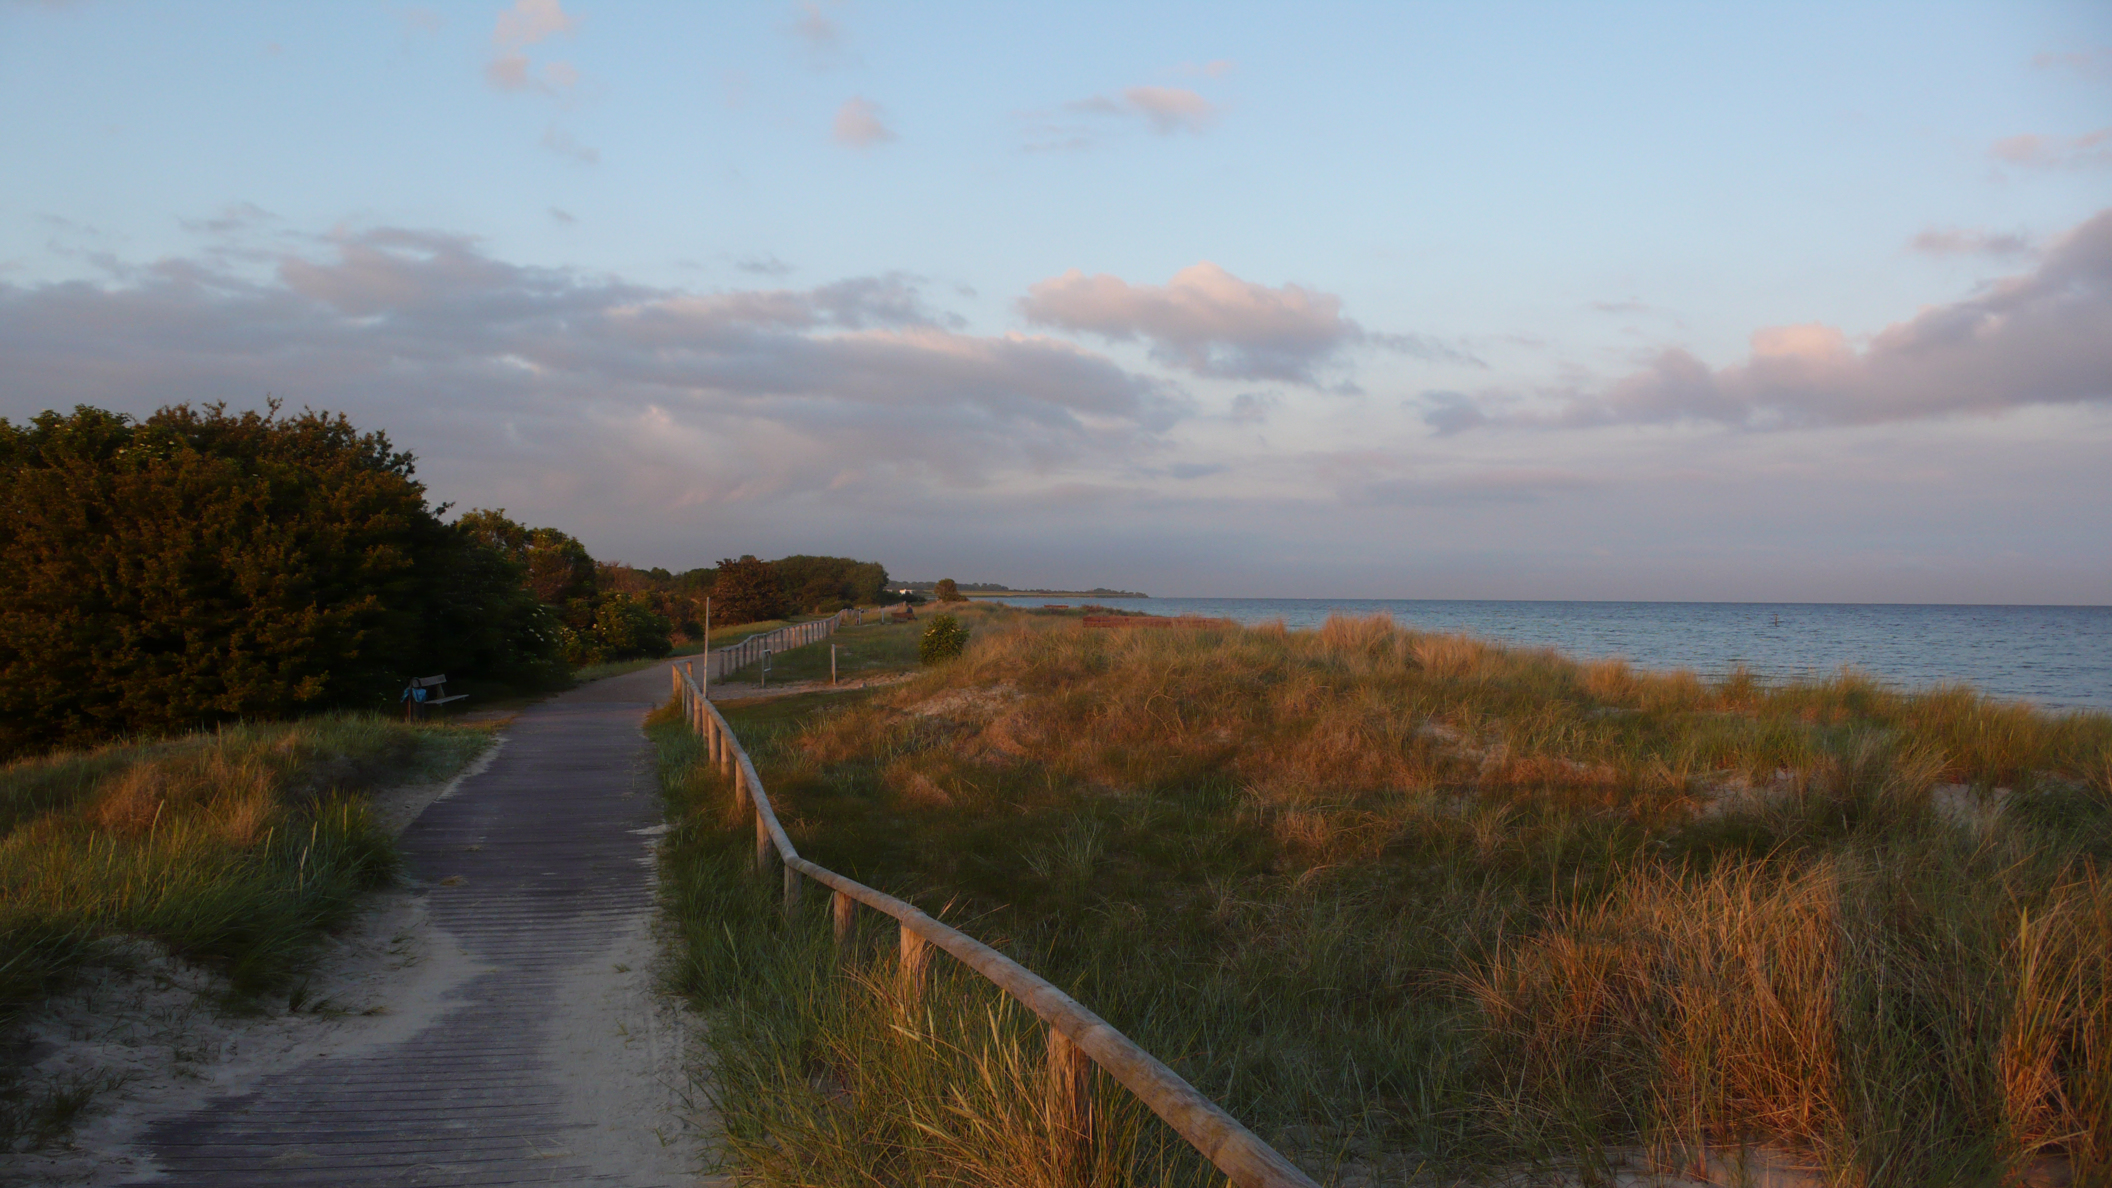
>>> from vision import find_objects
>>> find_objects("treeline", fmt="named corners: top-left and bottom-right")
top-left (605, 554), bottom-right (892, 634)
top-left (0, 403), bottom-right (889, 758)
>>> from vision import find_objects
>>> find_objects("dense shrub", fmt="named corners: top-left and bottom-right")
top-left (933, 578), bottom-right (966, 603)
top-left (458, 509), bottom-right (669, 664)
top-left (773, 555), bottom-right (891, 613)
top-left (919, 614), bottom-right (968, 664)
top-left (0, 405), bottom-right (566, 758)
top-left (711, 555), bottom-right (787, 625)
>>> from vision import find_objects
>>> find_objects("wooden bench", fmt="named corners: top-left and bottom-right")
top-left (402, 674), bottom-right (468, 720)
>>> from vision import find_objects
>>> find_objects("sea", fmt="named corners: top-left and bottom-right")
top-left (979, 598), bottom-right (2112, 712)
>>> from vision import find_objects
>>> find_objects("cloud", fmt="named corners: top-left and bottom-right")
top-left (540, 125), bottom-right (598, 163)
top-left (0, 229), bottom-right (1182, 511)
top-left (2032, 47), bottom-right (2112, 78)
top-left (1910, 227), bottom-right (2033, 257)
top-left (1227, 391), bottom-right (1278, 423)
top-left (493, 0), bottom-right (574, 48)
top-left (486, 0), bottom-right (578, 94)
top-left (1440, 208), bottom-right (2112, 432)
top-left (179, 202), bottom-right (278, 236)
top-left (1990, 128), bottom-right (2112, 169)
top-left (1021, 262), bottom-right (1466, 383)
top-left (1174, 60), bottom-right (1236, 78)
top-left (791, 2), bottom-right (838, 48)
top-left (832, 97), bottom-right (896, 147)
top-left (1067, 86), bottom-right (1218, 135)
top-left (736, 254), bottom-right (795, 276)
top-left (548, 207), bottom-right (576, 224)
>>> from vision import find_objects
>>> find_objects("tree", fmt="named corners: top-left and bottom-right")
top-left (934, 578), bottom-right (966, 603)
top-left (458, 511), bottom-right (673, 664)
top-left (769, 555), bottom-right (890, 612)
top-left (711, 555), bottom-right (787, 625)
top-left (0, 403), bottom-right (568, 757)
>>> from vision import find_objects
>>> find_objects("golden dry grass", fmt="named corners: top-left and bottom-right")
top-left (664, 606), bottom-right (2112, 1186)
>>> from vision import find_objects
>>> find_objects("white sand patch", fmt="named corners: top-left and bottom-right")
top-left (537, 910), bottom-right (720, 1181)
top-left (0, 745), bottom-right (511, 1183)
top-left (1, 886), bottom-right (487, 1185)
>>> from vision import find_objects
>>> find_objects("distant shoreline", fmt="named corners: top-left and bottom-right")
top-left (961, 590), bottom-right (1149, 600)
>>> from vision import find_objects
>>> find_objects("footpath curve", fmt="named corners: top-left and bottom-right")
top-left (133, 664), bottom-right (702, 1186)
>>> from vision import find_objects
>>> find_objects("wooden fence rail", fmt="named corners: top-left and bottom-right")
top-left (671, 664), bottom-right (1319, 1188)
top-left (700, 604), bottom-right (916, 682)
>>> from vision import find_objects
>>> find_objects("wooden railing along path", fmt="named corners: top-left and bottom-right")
top-left (670, 664), bottom-right (1320, 1188)
top-left (702, 604), bottom-right (916, 682)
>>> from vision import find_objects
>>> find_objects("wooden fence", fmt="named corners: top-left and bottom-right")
top-left (701, 604), bottom-right (916, 682)
top-left (669, 664), bottom-right (1320, 1188)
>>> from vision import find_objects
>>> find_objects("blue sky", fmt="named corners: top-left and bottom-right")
top-left (3, 1), bottom-right (2108, 600)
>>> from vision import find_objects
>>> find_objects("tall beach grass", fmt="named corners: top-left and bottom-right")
top-left (0, 714), bottom-right (493, 1027)
top-left (659, 605), bottom-right (2112, 1185)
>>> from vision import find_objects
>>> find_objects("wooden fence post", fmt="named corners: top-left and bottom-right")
top-left (733, 762), bottom-right (750, 812)
top-left (754, 809), bottom-right (772, 872)
top-left (1047, 1027), bottom-right (1095, 1176)
top-left (899, 924), bottom-right (931, 1003)
top-left (831, 889), bottom-right (854, 946)
top-left (782, 863), bottom-right (801, 915)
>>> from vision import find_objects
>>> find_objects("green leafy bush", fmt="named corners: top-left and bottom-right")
top-left (919, 614), bottom-right (969, 664)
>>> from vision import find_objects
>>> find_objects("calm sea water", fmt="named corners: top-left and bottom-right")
top-left (983, 598), bottom-right (2112, 712)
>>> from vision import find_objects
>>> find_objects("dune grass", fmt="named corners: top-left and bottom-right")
top-left (0, 714), bottom-right (493, 1030)
top-left (657, 604), bottom-right (2112, 1185)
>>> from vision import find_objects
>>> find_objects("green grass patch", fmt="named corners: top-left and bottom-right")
top-left (719, 616), bottom-right (925, 685)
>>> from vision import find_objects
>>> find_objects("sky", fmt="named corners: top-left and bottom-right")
top-left (2, 1), bottom-right (2108, 602)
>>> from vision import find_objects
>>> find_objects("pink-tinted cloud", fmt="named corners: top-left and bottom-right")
top-left (2031, 47), bottom-right (2112, 78)
top-left (1022, 261), bottom-right (1464, 383)
top-left (493, 0), bottom-right (575, 48)
top-left (1990, 128), bottom-right (2112, 169)
top-left (1910, 227), bottom-right (2033, 257)
top-left (486, 0), bottom-right (578, 95)
top-left (792, 2), bottom-right (838, 48)
top-left (1435, 208), bottom-right (2112, 433)
top-left (833, 97), bottom-right (896, 147)
top-left (0, 230), bottom-right (1182, 506)
top-left (1067, 86), bottom-right (1218, 135)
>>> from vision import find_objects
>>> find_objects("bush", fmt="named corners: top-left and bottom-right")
top-left (919, 614), bottom-right (969, 664)
top-left (934, 578), bottom-right (966, 603)
top-left (589, 592), bottom-right (672, 661)
top-left (712, 555), bottom-right (787, 626)
top-left (0, 404), bottom-right (567, 758)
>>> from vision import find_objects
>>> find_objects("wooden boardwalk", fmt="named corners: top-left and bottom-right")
top-left (134, 666), bottom-right (697, 1186)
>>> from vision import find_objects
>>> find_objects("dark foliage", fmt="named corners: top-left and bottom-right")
top-left (709, 555), bottom-right (787, 626)
top-left (933, 578), bottom-right (966, 603)
top-left (770, 554), bottom-right (890, 614)
top-left (0, 405), bottom-right (566, 758)
top-left (460, 510), bottom-right (671, 664)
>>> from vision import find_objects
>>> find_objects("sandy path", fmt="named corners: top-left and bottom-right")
top-left (2, 666), bottom-right (720, 1187)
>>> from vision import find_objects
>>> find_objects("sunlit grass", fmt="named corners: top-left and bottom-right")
top-left (657, 608), bottom-right (2112, 1185)
top-left (0, 714), bottom-right (493, 1026)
